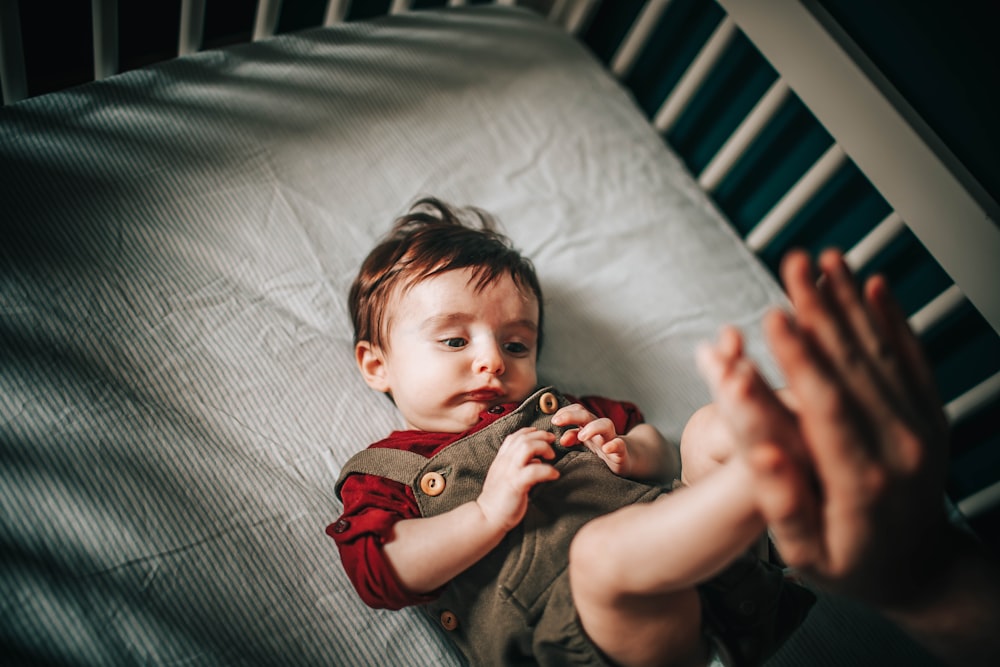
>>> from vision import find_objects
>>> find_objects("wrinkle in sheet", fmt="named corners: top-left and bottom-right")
top-left (0, 7), bottom-right (807, 667)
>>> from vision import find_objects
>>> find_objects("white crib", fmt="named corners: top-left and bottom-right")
top-left (1, 1), bottom-right (996, 665)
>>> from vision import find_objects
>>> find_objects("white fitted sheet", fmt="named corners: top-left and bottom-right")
top-left (2, 6), bottom-right (938, 666)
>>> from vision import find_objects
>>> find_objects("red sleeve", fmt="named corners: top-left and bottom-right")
top-left (328, 473), bottom-right (442, 610)
top-left (575, 395), bottom-right (645, 433)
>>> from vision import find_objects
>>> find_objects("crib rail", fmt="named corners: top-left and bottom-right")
top-left (579, 0), bottom-right (1000, 542)
top-left (179, 0), bottom-right (207, 56)
top-left (1, 0), bottom-right (996, 542)
top-left (0, 1), bottom-right (563, 102)
top-left (721, 0), bottom-right (1000, 333)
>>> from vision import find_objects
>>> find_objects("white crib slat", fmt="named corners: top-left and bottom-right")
top-left (448, 0), bottom-right (467, 6)
top-left (254, 0), bottom-right (283, 41)
top-left (548, 0), bottom-right (600, 35)
top-left (697, 79), bottom-right (789, 193)
top-left (718, 0), bottom-right (1000, 337)
top-left (548, 0), bottom-right (569, 21)
top-left (908, 284), bottom-right (965, 337)
top-left (0, 0), bottom-right (27, 104)
top-left (746, 144), bottom-right (847, 253)
top-left (390, 0), bottom-right (412, 14)
top-left (93, 0), bottom-right (118, 80)
top-left (610, 0), bottom-right (674, 79)
top-left (324, 0), bottom-right (351, 25)
top-left (958, 478), bottom-right (1000, 521)
top-left (843, 211), bottom-right (905, 272)
top-left (547, 0), bottom-right (570, 25)
top-left (946, 371), bottom-right (1000, 425)
top-left (179, 0), bottom-right (207, 55)
top-left (653, 16), bottom-right (737, 134)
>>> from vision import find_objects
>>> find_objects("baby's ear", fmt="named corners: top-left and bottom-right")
top-left (355, 341), bottom-right (390, 393)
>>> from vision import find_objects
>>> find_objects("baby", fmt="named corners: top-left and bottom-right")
top-left (330, 198), bottom-right (813, 666)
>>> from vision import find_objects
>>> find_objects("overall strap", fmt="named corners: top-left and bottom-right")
top-left (334, 448), bottom-right (429, 499)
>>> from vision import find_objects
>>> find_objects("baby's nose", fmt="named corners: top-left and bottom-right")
top-left (475, 343), bottom-right (505, 375)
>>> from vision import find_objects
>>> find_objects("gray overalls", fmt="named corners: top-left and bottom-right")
top-left (335, 387), bottom-right (814, 666)
top-left (336, 387), bottom-right (666, 665)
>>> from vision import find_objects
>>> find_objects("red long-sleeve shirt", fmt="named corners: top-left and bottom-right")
top-left (329, 394), bottom-right (643, 610)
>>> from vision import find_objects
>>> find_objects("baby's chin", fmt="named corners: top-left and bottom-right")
top-left (406, 408), bottom-right (483, 434)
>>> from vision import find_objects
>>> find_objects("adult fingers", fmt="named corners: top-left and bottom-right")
top-left (782, 250), bottom-right (861, 375)
top-left (817, 251), bottom-right (878, 354)
top-left (764, 307), bottom-right (893, 581)
top-left (763, 308), bottom-right (879, 495)
top-left (864, 275), bottom-right (945, 428)
top-left (817, 251), bottom-right (905, 398)
top-left (864, 275), bottom-right (950, 477)
top-left (781, 252), bottom-right (903, 457)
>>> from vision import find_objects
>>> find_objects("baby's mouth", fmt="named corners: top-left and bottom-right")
top-left (466, 389), bottom-right (502, 402)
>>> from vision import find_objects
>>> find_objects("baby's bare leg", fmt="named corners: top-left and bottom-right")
top-left (680, 373), bottom-right (775, 562)
top-left (569, 459), bottom-right (765, 666)
top-left (570, 329), bottom-right (817, 666)
top-left (572, 585), bottom-right (706, 667)
top-left (680, 391), bottom-right (797, 563)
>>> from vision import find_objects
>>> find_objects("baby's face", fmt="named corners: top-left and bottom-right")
top-left (373, 268), bottom-right (539, 433)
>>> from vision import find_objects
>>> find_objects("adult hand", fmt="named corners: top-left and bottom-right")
top-left (698, 248), bottom-right (950, 606)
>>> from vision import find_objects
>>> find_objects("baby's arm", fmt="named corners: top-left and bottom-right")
top-left (552, 404), bottom-right (675, 481)
top-left (382, 427), bottom-right (559, 595)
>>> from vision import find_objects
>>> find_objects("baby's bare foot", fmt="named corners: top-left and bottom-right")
top-left (696, 327), bottom-right (804, 467)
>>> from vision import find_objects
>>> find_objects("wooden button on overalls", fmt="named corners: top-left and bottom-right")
top-left (538, 391), bottom-right (558, 414)
top-left (440, 610), bottom-right (459, 631)
top-left (420, 471), bottom-right (446, 496)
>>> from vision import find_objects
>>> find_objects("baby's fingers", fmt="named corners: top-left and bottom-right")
top-left (552, 404), bottom-right (597, 428)
top-left (517, 460), bottom-right (561, 487)
top-left (504, 438), bottom-right (561, 496)
top-left (565, 418), bottom-right (615, 446)
top-left (498, 427), bottom-right (557, 463)
top-left (601, 438), bottom-right (627, 463)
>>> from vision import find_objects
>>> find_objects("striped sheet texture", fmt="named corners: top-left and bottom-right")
top-left (0, 5), bottom-right (917, 665)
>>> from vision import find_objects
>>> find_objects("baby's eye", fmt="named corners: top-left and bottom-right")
top-left (504, 342), bottom-right (530, 355)
top-left (442, 338), bottom-right (467, 348)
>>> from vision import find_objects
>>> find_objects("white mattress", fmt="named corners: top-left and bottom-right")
top-left (0, 6), bottom-right (938, 666)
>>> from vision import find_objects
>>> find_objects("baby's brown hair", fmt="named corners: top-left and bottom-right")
top-left (349, 197), bottom-right (544, 352)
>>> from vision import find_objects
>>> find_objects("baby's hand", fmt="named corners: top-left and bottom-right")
top-left (552, 404), bottom-right (632, 476)
top-left (478, 427), bottom-right (560, 532)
